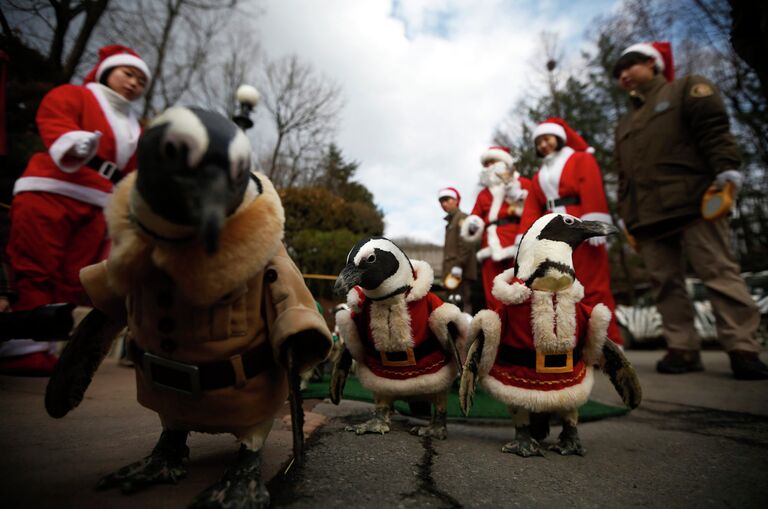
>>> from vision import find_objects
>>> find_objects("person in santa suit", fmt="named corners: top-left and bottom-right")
top-left (0, 45), bottom-right (150, 375)
top-left (518, 117), bottom-right (623, 346)
top-left (461, 146), bottom-right (531, 310)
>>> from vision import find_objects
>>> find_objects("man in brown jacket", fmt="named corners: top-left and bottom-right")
top-left (438, 187), bottom-right (477, 312)
top-left (613, 41), bottom-right (767, 379)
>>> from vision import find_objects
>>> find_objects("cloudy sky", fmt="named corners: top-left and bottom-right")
top-left (253, 0), bottom-right (619, 244)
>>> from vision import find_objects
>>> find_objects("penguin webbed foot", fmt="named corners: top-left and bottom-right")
top-left (548, 424), bottom-right (586, 456)
top-left (189, 446), bottom-right (269, 509)
top-left (96, 430), bottom-right (189, 494)
top-left (345, 406), bottom-right (391, 435)
top-left (409, 409), bottom-right (448, 440)
top-left (501, 427), bottom-right (544, 457)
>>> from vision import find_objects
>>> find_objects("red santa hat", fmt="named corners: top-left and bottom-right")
top-left (83, 45), bottom-right (151, 85)
top-left (532, 117), bottom-right (594, 153)
top-left (437, 186), bottom-right (461, 205)
top-left (480, 146), bottom-right (513, 168)
top-left (620, 41), bottom-right (674, 82)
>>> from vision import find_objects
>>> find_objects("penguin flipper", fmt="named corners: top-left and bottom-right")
top-left (599, 340), bottom-right (642, 409)
top-left (329, 346), bottom-right (352, 405)
top-left (45, 308), bottom-right (126, 418)
top-left (447, 321), bottom-right (463, 378)
top-left (459, 331), bottom-right (485, 417)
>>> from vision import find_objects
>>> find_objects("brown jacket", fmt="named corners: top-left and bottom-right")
top-left (81, 172), bottom-right (331, 434)
top-left (443, 210), bottom-right (477, 280)
top-left (614, 74), bottom-right (742, 239)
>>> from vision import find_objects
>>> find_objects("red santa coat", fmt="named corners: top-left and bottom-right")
top-left (7, 83), bottom-right (141, 309)
top-left (469, 274), bottom-right (610, 412)
top-left (13, 83), bottom-right (140, 206)
top-left (518, 147), bottom-right (622, 344)
top-left (336, 260), bottom-right (466, 398)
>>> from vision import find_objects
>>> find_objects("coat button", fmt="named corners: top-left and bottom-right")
top-left (160, 338), bottom-right (177, 353)
top-left (158, 316), bottom-right (175, 334)
top-left (265, 269), bottom-right (278, 283)
top-left (157, 292), bottom-right (174, 308)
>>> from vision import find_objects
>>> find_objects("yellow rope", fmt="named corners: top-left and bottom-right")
top-left (302, 274), bottom-right (337, 281)
top-left (0, 202), bottom-right (9, 210)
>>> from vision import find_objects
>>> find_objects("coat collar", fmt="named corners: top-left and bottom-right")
top-left (406, 260), bottom-right (433, 302)
top-left (105, 171), bottom-right (285, 306)
top-left (491, 267), bottom-right (584, 305)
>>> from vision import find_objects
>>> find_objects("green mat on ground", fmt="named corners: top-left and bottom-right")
top-left (302, 374), bottom-right (628, 422)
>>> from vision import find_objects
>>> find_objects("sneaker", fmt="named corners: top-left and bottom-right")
top-left (656, 349), bottom-right (704, 374)
top-left (0, 351), bottom-right (59, 376)
top-left (728, 350), bottom-right (768, 380)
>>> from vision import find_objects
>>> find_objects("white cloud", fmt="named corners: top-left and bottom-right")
top-left (253, 0), bottom-right (614, 244)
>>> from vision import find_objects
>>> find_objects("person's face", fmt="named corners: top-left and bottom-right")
top-left (535, 134), bottom-right (559, 157)
top-left (106, 65), bottom-right (147, 101)
top-left (439, 197), bottom-right (458, 213)
top-left (616, 59), bottom-right (656, 92)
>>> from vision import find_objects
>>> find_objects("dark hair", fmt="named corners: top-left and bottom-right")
top-left (612, 52), bottom-right (657, 79)
top-left (534, 135), bottom-right (565, 158)
top-left (99, 66), bottom-right (117, 86)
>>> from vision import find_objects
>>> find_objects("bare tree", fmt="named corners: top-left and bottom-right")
top-left (1, 0), bottom-right (110, 84)
top-left (257, 54), bottom-right (343, 188)
top-left (93, 0), bottom-right (241, 118)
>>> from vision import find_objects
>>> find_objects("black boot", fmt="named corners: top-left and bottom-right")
top-left (189, 445), bottom-right (270, 509)
top-left (729, 350), bottom-right (768, 380)
top-left (656, 349), bottom-right (704, 374)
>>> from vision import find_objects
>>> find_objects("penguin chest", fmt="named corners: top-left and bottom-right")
top-left (368, 298), bottom-right (413, 352)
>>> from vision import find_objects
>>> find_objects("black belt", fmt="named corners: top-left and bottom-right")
top-left (365, 335), bottom-right (444, 367)
top-left (87, 155), bottom-right (124, 184)
top-left (489, 216), bottom-right (520, 226)
top-left (545, 196), bottom-right (580, 211)
top-left (497, 344), bottom-right (582, 373)
top-left (129, 340), bottom-right (273, 398)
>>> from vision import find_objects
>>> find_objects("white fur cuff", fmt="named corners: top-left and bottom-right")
top-left (460, 215), bottom-right (484, 243)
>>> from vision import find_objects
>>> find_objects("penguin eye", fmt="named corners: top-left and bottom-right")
top-left (365, 254), bottom-right (376, 263)
top-left (563, 216), bottom-right (575, 225)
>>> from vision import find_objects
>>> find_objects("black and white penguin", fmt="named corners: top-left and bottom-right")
top-left (460, 213), bottom-right (641, 457)
top-left (332, 236), bottom-right (467, 440)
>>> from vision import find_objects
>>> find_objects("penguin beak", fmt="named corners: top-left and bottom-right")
top-left (191, 165), bottom-right (230, 255)
top-left (577, 220), bottom-right (617, 242)
top-left (334, 263), bottom-right (363, 296)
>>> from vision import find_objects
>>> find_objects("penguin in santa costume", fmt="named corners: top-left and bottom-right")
top-left (45, 106), bottom-right (332, 508)
top-left (460, 213), bottom-right (641, 457)
top-left (332, 237), bottom-right (467, 439)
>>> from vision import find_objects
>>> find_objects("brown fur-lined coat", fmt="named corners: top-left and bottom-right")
top-left (81, 172), bottom-right (332, 434)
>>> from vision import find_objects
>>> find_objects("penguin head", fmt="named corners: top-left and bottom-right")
top-left (515, 213), bottom-right (616, 292)
top-left (132, 107), bottom-right (254, 254)
top-left (334, 236), bottom-right (414, 300)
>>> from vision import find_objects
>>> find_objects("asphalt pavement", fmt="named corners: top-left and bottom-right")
top-left (1, 349), bottom-right (767, 508)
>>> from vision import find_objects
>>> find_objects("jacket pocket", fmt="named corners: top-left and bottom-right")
top-left (209, 286), bottom-right (248, 340)
top-left (653, 163), bottom-right (698, 210)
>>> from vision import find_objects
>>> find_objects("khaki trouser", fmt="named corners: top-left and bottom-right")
top-left (637, 217), bottom-right (760, 352)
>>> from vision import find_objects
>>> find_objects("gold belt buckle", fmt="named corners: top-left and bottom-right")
top-left (535, 350), bottom-right (573, 374)
top-left (380, 347), bottom-right (417, 367)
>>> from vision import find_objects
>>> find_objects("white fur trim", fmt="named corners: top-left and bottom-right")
top-left (428, 302), bottom-right (468, 352)
top-left (356, 363), bottom-right (456, 397)
top-left (586, 146), bottom-right (595, 154)
top-left (584, 303), bottom-right (610, 365)
top-left (492, 268), bottom-right (531, 305)
top-left (538, 146), bottom-right (574, 212)
top-left (533, 123), bottom-right (566, 142)
top-left (97, 53), bottom-right (151, 83)
top-left (369, 296), bottom-right (413, 351)
top-left (346, 287), bottom-right (364, 313)
top-left (48, 130), bottom-right (99, 173)
top-left (407, 260), bottom-right (433, 302)
top-left (460, 214), bottom-right (484, 243)
top-left (581, 212), bottom-right (612, 225)
top-left (622, 43), bottom-right (664, 72)
top-left (480, 148), bottom-right (513, 168)
top-left (481, 367), bottom-right (594, 412)
top-left (530, 289), bottom-right (577, 353)
top-left (86, 83), bottom-right (140, 170)
top-left (437, 188), bottom-right (458, 201)
top-left (467, 310), bottom-right (502, 374)
top-left (335, 308), bottom-right (365, 362)
top-left (475, 246), bottom-right (491, 261)
top-left (13, 176), bottom-right (110, 207)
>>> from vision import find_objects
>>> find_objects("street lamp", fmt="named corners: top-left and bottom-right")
top-left (232, 84), bottom-right (260, 131)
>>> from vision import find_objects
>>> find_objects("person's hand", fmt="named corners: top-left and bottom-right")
top-left (0, 296), bottom-right (11, 313)
top-left (588, 236), bottom-right (606, 247)
top-left (70, 131), bottom-right (102, 159)
top-left (504, 180), bottom-right (527, 202)
top-left (450, 266), bottom-right (463, 278)
top-left (713, 170), bottom-right (743, 193)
